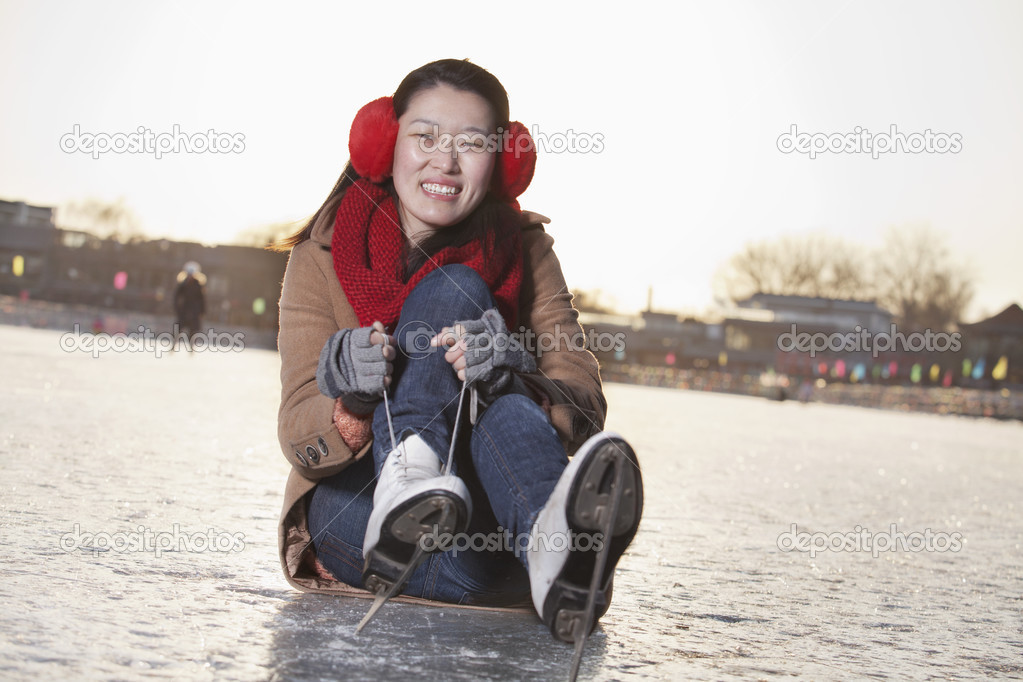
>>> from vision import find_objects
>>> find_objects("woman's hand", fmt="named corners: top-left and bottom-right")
top-left (429, 309), bottom-right (536, 390)
top-left (368, 321), bottom-right (397, 387)
top-left (316, 321), bottom-right (396, 413)
top-left (430, 323), bottom-right (471, 382)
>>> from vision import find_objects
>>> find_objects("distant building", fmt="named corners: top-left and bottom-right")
top-left (724, 294), bottom-right (895, 375)
top-left (737, 293), bottom-right (893, 332)
top-left (961, 303), bottom-right (1023, 386)
top-left (580, 310), bottom-right (723, 368)
top-left (579, 293), bottom-right (979, 383)
top-left (0, 200), bottom-right (57, 292)
top-left (0, 198), bottom-right (287, 330)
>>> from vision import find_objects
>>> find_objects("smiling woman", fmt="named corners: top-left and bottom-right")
top-left (392, 84), bottom-right (497, 242)
top-left (271, 58), bottom-right (643, 671)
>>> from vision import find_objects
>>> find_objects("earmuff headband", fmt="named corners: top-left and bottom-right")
top-left (348, 96), bottom-right (536, 201)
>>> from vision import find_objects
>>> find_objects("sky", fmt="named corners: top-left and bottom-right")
top-left (1, 0), bottom-right (1020, 323)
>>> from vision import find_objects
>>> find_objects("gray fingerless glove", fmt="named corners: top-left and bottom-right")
top-left (316, 326), bottom-right (388, 414)
top-left (454, 308), bottom-right (537, 397)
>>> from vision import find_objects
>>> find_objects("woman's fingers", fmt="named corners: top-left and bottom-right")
top-left (369, 331), bottom-right (396, 357)
top-left (369, 321), bottom-right (396, 354)
top-left (430, 326), bottom-right (457, 348)
top-left (444, 340), bottom-right (469, 364)
top-left (366, 323), bottom-right (395, 384)
top-left (425, 328), bottom-right (467, 380)
top-left (430, 323), bottom-right (468, 348)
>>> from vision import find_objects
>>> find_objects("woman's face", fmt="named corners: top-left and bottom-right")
top-left (392, 84), bottom-right (497, 242)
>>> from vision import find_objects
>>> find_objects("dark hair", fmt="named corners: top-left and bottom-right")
top-left (271, 58), bottom-right (518, 277)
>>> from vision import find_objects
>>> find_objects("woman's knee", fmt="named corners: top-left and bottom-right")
top-left (472, 393), bottom-right (561, 459)
top-left (426, 264), bottom-right (490, 298)
top-left (480, 393), bottom-right (552, 428)
top-left (400, 264), bottom-right (494, 321)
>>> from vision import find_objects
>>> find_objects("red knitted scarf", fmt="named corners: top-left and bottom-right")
top-left (331, 178), bottom-right (522, 331)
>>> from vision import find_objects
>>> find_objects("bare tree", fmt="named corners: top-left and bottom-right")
top-left (714, 226), bottom-right (974, 329)
top-left (714, 232), bottom-right (869, 302)
top-left (872, 225), bottom-right (973, 331)
top-left (231, 220), bottom-right (302, 248)
top-left (572, 288), bottom-right (616, 314)
top-left (58, 198), bottom-right (142, 242)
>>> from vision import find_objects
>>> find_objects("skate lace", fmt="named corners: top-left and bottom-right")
top-left (386, 450), bottom-right (441, 480)
top-left (381, 334), bottom-right (467, 478)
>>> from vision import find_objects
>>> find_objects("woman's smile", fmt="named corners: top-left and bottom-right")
top-left (391, 83), bottom-right (496, 243)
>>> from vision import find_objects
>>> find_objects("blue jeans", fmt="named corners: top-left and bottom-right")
top-left (308, 265), bottom-right (569, 606)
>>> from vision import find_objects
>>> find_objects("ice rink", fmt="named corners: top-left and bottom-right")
top-left (1, 325), bottom-right (1020, 680)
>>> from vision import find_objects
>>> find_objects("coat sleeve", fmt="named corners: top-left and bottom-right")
top-left (277, 241), bottom-right (370, 479)
top-left (516, 227), bottom-right (607, 454)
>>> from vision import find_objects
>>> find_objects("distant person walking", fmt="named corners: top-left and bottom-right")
top-left (174, 261), bottom-right (206, 351)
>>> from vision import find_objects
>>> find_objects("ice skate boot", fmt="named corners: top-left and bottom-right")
top-left (527, 431), bottom-right (643, 679)
top-left (357, 433), bottom-right (471, 631)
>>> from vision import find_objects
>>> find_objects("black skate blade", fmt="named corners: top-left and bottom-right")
top-left (566, 455), bottom-right (627, 682)
top-left (355, 589), bottom-right (390, 634)
top-left (355, 543), bottom-right (426, 634)
top-left (356, 498), bottom-right (455, 634)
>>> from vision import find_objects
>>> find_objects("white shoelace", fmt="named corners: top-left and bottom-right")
top-left (381, 334), bottom-right (467, 478)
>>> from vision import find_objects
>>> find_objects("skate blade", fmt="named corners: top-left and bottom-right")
top-left (355, 590), bottom-right (390, 634)
top-left (564, 455), bottom-right (627, 681)
top-left (355, 544), bottom-right (425, 634)
top-left (356, 497), bottom-right (455, 634)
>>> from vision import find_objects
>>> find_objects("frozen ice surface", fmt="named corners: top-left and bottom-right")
top-left (1, 325), bottom-right (1021, 680)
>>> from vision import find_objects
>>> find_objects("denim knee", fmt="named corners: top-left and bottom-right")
top-left (479, 393), bottom-right (552, 427)
top-left (427, 263), bottom-right (491, 300)
top-left (395, 265), bottom-right (496, 357)
top-left (474, 393), bottom-right (563, 464)
top-left (401, 265), bottom-right (494, 318)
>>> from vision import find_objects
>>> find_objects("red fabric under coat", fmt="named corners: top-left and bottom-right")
top-left (331, 178), bottom-right (522, 331)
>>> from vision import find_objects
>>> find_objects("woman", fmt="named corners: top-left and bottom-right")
top-left (274, 58), bottom-right (642, 643)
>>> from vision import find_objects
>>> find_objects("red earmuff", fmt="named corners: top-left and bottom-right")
top-left (348, 97), bottom-right (399, 184)
top-left (490, 121), bottom-right (536, 201)
top-left (348, 96), bottom-right (536, 200)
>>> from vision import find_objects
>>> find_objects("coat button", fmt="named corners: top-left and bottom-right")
top-left (305, 445), bottom-right (320, 464)
top-left (572, 414), bottom-right (587, 436)
top-left (294, 450), bottom-right (308, 466)
top-left (317, 437), bottom-right (329, 457)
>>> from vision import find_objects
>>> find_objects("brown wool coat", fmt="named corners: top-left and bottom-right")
top-left (276, 193), bottom-right (607, 606)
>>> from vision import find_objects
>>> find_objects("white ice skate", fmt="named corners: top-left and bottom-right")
top-left (526, 431), bottom-right (643, 680)
top-left (360, 433), bottom-right (471, 594)
top-left (356, 428), bottom-right (472, 633)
